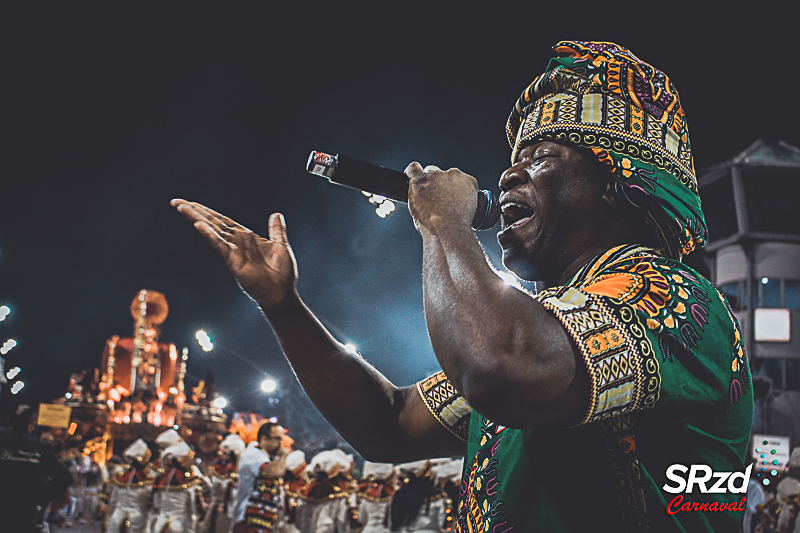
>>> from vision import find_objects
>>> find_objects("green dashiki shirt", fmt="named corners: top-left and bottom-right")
top-left (416, 245), bottom-right (753, 533)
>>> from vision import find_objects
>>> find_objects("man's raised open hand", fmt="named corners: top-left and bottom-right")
top-left (170, 199), bottom-right (298, 310)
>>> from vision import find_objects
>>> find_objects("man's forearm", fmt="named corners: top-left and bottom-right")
top-left (421, 226), bottom-right (517, 391)
top-left (258, 292), bottom-right (411, 459)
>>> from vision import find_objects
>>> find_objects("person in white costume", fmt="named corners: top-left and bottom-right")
top-left (294, 449), bottom-right (357, 533)
top-left (282, 449), bottom-right (307, 531)
top-left (152, 441), bottom-right (204, 533)
top-left (148, 428), bottom-right (186, 531)
top-left (230, 422), bottom-right (289, 532)
top-left (106, 439), bottom-right (154, 533)
top-left (156, 429), bottom-right (182, 451)
top-left (356, 462), bottom-right (397, 533)
top-left (200, 434), bottom-right (247, 533)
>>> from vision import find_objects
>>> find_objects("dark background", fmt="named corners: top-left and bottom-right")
top-left (1, 3), bottom-right (797, 439)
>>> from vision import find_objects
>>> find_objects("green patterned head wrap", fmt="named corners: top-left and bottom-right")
top-left (506, 40), bottom-right (706, 259)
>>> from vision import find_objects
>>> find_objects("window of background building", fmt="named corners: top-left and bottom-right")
top-left (786, 280), bottom-right (799, 310)
top-left (719, 281), bottom-right (743, 311)
top-left (760, 278), bottom-right (782, 307)
top-left (723, 278), bottom-right (800, 310)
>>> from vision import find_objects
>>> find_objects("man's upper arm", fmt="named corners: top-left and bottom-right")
top-left (395, 373), bottom-right (469, 461)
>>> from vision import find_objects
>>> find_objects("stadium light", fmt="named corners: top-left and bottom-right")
top-left (212, 397), bottom-right (227, 409)
top-left (260, 378), bottom-right (277, 394)
top-left (196, 330), bottom-right (213, 352)
top-left (1, 339), bottom-right (17, 355)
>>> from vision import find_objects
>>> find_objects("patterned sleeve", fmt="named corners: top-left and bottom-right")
top-left (416, 371), bottom-right (473, 442)
top-left (536, 256), bottom-right (748, 426)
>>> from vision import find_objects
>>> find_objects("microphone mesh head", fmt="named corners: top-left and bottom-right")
top-left (472, 191), bottom-right (501, 230)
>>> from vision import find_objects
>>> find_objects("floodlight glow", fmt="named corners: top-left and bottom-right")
top-left (0, 306), bottom-right (9, 321)
top-left (260, 378), bottom-right (277, 394)
top-left (201, 342), bottom-right (213, 352)
top-left (6, 367), bottom-right (20, 379)
top-left (1, 339), bottom-right (17, 355)
top-left (344, 343), bottom-right (357, 354)
top-left (213, 397), bottom-right (227, 409)
top-left (65, 392), bottom-right (72, 399)
top-left (11, 381), bottom-right (24, 394)
top-left (196, 330), bottom-right (209, 340)
top-left (761, 277), bottom-right (769, 285)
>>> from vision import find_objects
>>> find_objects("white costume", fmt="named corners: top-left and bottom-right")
top-left (199, 434), bottom-right (246, 533)
top-left (357, 462), bottom-right (396, 533)
top-left (106, 439), bottom-right (153, 533)
top-left (294, 450), bottom-right (355, 533)
top-left (156, 429), bottom-right (183, 460)
top-left (283, 449), bottom-right (307, 530)
top-left (152, 441), bottom-right (202, 533)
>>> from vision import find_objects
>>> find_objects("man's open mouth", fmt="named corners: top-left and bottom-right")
top-left (501, 201), bottom-right (534, 230)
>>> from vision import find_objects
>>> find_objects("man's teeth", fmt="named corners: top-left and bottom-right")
top-left (501, 202), bottom-right (534, 226)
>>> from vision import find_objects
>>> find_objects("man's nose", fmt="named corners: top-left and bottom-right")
top-left (499, 163), bottom-right (530, 192)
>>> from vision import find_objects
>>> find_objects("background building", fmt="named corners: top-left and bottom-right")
top-left (699, 140), bottom-right (800, 443)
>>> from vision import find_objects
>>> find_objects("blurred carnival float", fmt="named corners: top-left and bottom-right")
top-left (58, 289), bottom-right (227, 463)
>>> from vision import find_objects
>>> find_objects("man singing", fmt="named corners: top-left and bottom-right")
top-left (173, 41), bottom-right (753, 532)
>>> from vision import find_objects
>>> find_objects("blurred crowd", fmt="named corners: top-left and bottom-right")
top-left (0, 406), bottom-right (461, 533)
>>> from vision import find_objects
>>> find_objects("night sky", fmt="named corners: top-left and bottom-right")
top-left (1, 4), bottom-right (797, 437)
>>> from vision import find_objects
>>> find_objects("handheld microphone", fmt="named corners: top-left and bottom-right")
top-left (306, 151), bottom-right (501, 230)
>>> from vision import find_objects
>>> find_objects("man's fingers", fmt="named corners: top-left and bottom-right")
top-left (193, 203), bottom-right (242, 231)
top-left (268, 213), bottom-right (288, 244)
top-left (194, 221), bottom-right (237, 263)
top-left (173, 199), bottom-right (251, 241)
top-left (173, 201), bottom-right (219, 232)
top-left (405, 162), bottom-right (424, 179)
top-left (405, 162), bottom-right (444, 180)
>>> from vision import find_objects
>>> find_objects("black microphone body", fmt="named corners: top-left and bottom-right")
top-left (307, 151), bottom-right (501, 230)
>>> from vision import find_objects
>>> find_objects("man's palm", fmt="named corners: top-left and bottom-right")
top-left (171, 200), bottom-right (298, 308)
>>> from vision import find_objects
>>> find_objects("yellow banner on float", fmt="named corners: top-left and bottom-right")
top-left (37, 403), bottom-right (72, 428)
